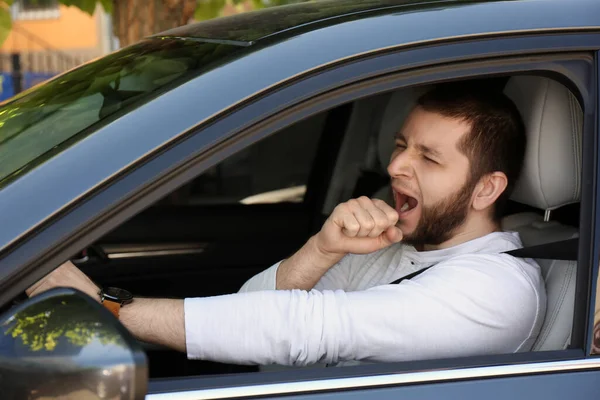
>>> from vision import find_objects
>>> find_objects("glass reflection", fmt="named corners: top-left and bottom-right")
top-left (1, 296), bottom-right (123, 354)
top-left (0, 290), bottom-right (143, 399)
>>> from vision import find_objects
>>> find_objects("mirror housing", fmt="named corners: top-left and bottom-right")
top-left (0, 287), bottom-right (147, 399)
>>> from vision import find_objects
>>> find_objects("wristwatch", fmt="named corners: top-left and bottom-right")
top-left (99, 287), bottom-right (133, 318)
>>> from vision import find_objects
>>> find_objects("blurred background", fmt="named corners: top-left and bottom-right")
top-left (0, 0), bottom-right (307, 101)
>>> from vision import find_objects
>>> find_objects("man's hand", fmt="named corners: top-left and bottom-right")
top-left (26, 260), bottom-right (187, 353)
top-left (315, 196), bottom-right (402, 257)
top-left (26, 261), bottom-right (100, 301)
top-left (276, 197), bottom-right (402, 290)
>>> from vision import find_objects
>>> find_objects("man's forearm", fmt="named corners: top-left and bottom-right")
top-left (120, 298), bottom-right (186, 353)
top-left (276, 236), bottom-right (344, 290)
top-left (25, 262), bottom-right (187, 352)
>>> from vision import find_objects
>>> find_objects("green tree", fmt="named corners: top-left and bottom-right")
top-left (0, 0), bottom-right (307, 49)
top-left (0, 0), bottom-right (12, 45)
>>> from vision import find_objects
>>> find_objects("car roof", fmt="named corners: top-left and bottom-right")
top-left (155, 0), bottom-right (598, 44)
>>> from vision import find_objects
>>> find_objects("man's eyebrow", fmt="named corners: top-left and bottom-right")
top-left (394, 132), bottom-right (443, 159)
top-left (394, 132), bottom-right (406, 141)
top-left (416, 144), bottom-right (443, 159)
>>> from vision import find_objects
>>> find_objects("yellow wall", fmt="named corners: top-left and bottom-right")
top-left (1, 5), bottom-right (99, 53)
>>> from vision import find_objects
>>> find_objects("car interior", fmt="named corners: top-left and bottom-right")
top-left (46, 73), bottom-right (583, 379)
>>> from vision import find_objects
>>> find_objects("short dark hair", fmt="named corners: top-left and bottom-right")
top-left (417, 82), bottom-right (526, 221)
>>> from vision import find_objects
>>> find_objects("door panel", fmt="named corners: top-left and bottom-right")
top-left (82, 204), bottom-right (312, 298)
top-left (266, 370), bottom-right (600, 400)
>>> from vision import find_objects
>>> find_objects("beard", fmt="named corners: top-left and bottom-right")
top-left (401, 177), bottom-right (477, 247)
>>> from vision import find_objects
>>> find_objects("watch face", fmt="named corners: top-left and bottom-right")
top-left (103, 287), bottom-right (133, 303)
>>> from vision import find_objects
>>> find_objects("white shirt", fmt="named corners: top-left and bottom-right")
top-left (184, 231), bottom-right (546, 366)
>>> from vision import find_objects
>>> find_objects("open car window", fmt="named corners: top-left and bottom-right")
top-left (79, 72), bottom-right (584, 382)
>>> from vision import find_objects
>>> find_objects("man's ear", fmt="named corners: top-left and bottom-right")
top-left (472, 172), bottom-right (508, 212)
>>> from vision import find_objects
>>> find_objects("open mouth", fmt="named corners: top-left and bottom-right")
top-left (395, 191), bottom-right (419, 215)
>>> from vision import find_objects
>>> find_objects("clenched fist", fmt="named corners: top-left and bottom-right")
top-left (315, 196), bottom-right (403, 256)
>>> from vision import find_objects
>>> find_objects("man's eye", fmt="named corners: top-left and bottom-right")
top-left (424, 156), bottom-right (438, 164)
top-left (395, 142), bottom-right (406, 149)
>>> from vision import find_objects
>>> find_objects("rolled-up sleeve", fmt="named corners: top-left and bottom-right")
top-left (185, 255), bottom-right (542, 366)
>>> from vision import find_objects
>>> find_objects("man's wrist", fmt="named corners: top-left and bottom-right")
top-left (308, 235), bottom-right (346, 266)
top-left (99, 287), bottom-right (134, 319)
top-left (276, 235), bottom-right (346, 290)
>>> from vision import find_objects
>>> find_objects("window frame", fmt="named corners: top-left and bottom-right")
top-left (589, 50), bottom-right (600, 356)
top-left (0, 33), bottom-right (598, 396)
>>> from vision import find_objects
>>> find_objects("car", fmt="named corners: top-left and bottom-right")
top-left (0, 0), bottom-right (599, 398)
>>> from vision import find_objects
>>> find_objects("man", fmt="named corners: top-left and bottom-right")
top-left (27, 84), bottom-right (546, 366)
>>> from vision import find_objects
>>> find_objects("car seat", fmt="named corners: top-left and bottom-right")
top-left (373, 76), bottom-right (582, 351)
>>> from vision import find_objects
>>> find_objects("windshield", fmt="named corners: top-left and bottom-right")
top-left (0, 38), bottom-right (243, 189)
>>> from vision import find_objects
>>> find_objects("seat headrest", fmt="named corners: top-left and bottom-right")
top-left (504, 76), bottom-right (582, 210)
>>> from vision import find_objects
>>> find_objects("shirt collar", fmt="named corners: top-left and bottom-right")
top-left (402, 231), bottom-right (522, 264)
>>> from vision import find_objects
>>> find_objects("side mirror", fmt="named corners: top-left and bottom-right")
top-left (0, 287), bottom-right (147, 399)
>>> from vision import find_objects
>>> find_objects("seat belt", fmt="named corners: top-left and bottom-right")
top-left (390, 267), bottom-right (433, 284)
top-left (390, 237), bottom-right (578, 285)
top-left (504, 237), bottom-right (578, 261)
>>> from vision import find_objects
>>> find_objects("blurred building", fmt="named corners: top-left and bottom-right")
top-left (0, 0), bottom-right (114, 100)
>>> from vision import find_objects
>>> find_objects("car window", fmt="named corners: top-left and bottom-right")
top-left (121, 73), bottom-right (586, 385)
top-left (168, 111), bottom-right (328, 206)
top-left (0, 38), bottom-right (244, 189)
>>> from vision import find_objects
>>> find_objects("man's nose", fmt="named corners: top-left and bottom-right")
top-left (387, 150), bottom-right (415, 178)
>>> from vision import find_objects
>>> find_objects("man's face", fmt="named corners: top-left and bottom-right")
top-left (387, 106), bottom-right (475, 246)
